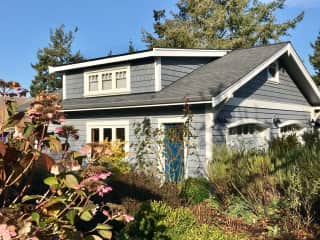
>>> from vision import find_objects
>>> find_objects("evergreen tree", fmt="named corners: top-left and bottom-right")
top-left (142, 0), bottom-right (304, 49)
top-left (310, 32), bottom-right (320, 85)
top-left (128, 40), bottom-right (136, 53)
top-left (30, 25), bottom-right (84, 96)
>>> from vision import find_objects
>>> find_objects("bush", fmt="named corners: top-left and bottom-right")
top-left (118, 201), bottom-right (247, 240)
top-left (180, 178), bottom-right (211, 204)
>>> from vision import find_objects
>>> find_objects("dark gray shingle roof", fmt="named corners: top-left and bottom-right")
top-left (62, 43), bottom-right (288, 111)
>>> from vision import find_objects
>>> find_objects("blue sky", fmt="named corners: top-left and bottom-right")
top-left (0, 0), bottom-right (319, 89)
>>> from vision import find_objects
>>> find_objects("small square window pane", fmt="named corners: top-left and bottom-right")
top-left (103, 128), bottom-right (112, 141)
top-left (91, 128), bottom-right (99, 143)
top-left (116, 71), bottom-right (127, 88)
top-left (89, 74), bottom-right (98, 91)
top-left (102, 73), bottom-right (112, 90)
top-left (116, 128), bottom-right (125, 141)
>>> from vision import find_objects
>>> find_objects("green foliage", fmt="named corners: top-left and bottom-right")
top-left (180, 178), bottom-right (211, 204)
top-left (30, 24), bottom-right (84, 96)
top-left (142, 0), bottom-right (304, 49)
top-left (310, 31), bottom-right (320, 85)
top-left (226, 196), bottom-right (259, 224)
top-left (119, 201), bottom-right (246, 240)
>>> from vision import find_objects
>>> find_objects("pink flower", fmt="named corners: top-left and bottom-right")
top-left (96, 185), bottom-right (112, 196)
top-left (47, 113), bottom-right (53, 119)
top-left (80, 145), bottom-right (91, 154)
top-left (75, 183), bottom-right (85, 190)
top-left (0, 224), bottom-right (16, 240)
top-left (102, 210), bottom-right (111, 218)
top-left (123, 214), bottom-right (134, 223)
top-left (104, 148), bottom-right (113, 156)
top-left (55, 127), bottom-right (63, 135)
top-left (95, 146), bottom-right (103, 153)
top-left (98, 172), bottom-right (111, 180)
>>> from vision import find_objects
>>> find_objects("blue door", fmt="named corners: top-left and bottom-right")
top-left (163, 123), bottom-right (184, 182)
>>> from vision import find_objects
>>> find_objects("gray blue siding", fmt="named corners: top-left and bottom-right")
top-left (234, 65), bottom-right (309, 105)
top-left (64, 106), bottom-right (207, 177)
top-left (64, 59), bottom-right (155, 99)
top-left (161, 57), bottom-right (212, 88)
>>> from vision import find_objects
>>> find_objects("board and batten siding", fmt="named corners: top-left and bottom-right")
top-left (213, 63), bottom-right (312, 147)
top-left (64, 58), bottom-right (155, 99)
top-left (161, 57), bottom-right (212, 88)
top-left (64, 106), bottom-right (207, 177)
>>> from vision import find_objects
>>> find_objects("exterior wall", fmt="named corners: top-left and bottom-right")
top-left (64, 58), bottom-right (155, 99)
top-left (234, 65), bottom-right (309, 105)
top-left (161, 57), bottom-right (212, 88)
top-left (213, 63), bottom-right (312, 148)
top-left (64, 106), bottom-right (207, 177)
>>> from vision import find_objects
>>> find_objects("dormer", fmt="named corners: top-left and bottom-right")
top-left (49, 48), bottom-right (229, 100)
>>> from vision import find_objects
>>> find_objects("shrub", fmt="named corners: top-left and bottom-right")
top-left (207, 145), bottom-right (237, 193)
top-left (180, 178), bottom-right (211, 204)
top-left (118, 201), bottom-right (246, 240)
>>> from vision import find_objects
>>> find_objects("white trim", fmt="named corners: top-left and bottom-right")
top-left (267, 61), bottom-right (280, 84)
top-left (205, 106), bottom-right (213, 163)
top-left (49, 48), bottom-right (229, 74)
top-left (212, 44), bottom-right (290, 107)
top-left (62, 100), bottom-right (212, 112)
top-left (287, 44), bottom-right (320, 100)
top-left (226, 119), bottom-right (269, 129)
top-left (86, 120), bottom-right (130, 152)
top-left (278, 120), bottom-right (304, 128)
top-left (225, 97), bottom-right (313, 112)
top-left (154, 57), bottom-right (162, 91)
top-left (84, 65), bottom-right (131, 97)
top-left (157, 117), bottom-right (188, 179)
top-left (62, 74), bottom-right (66, 100)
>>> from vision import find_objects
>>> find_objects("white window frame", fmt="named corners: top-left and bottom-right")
top-left (226, 119), bottom-right (270, 149)
top-left (267, 61), bottom-right (279, 84)
top-left (278, 120), bottom-right (305, 138)
top-left (84, 65), bottom-right (131, 96)
top-left (157, 117), bottom-right (188, 180)
top-left (86, 120), bottom-right (130, 153)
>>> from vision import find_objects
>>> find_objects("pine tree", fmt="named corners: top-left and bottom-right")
top-left (128, 40), bottom-right (136, 53)
top-left (30, 25), bottom-right (84, 96)
top-left (310, 32), bottom-right (320, 85)
top-left (142, 0), bottom-right (304, 49)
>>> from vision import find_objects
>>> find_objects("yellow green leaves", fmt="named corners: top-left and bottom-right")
top-left (64, 174), bottom-right (79, 189)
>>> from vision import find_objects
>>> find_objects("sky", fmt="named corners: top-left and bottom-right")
top-left (0, 0), bottom-right (319, 89)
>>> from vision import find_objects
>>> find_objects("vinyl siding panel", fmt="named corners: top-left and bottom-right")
top-left (161, 57), bottom-right (212, 88)
top-left (64, 106), bottom-right (207, 177)
top-left (234, 66), bottom-right (310, 105)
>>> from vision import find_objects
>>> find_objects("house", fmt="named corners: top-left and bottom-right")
top-left (49, 42), bottom-right (320, 179)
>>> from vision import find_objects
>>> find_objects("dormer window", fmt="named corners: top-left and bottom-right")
top-left (267, 62), bottom-right (279, 83)
top-left (84, 65), bottom-right (130, 96)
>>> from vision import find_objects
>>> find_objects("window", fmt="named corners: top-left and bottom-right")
top-left (228, 124), bottom-right (264, 136)
top-left (87, 121), bottom-right (129, 152)
top-left (226, 120), bottom-right (270, 151)
top-left (84, 66), bottom-right (130, 96)
top-left (279, 121), bottom-right (304, 139)
top-left (267, 62), bottom-right (279, 83)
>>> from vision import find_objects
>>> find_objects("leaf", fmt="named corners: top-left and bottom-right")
top-left (31, 212), bottom-right (40, 225)
top-left (23, 124), bottom-right (34, 137)
top-left (0, 141), bottom-right (7, 156)
top-left (48, 135), bottom-right (62, 153)
top-left (43, 197), bottom-right (66, 208)
top-left (44, 176), bottom-right (58, 186)
top-left (97, 230), bottom-right (112, 239)
top-left (80, 210), bottom-right (93, 222)
top-left (65, 174), bottom-right (79, 189)
top-left (84, 235), bottom-right (103, 240)
top-left (66, 209), bottom-right (77, 225)
top-left (95, 223), bottom-right (113, 230)
top-left (21, 195), bottom-right (43, 203)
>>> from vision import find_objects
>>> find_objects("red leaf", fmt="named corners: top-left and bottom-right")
top-left (0, 141), bottom-right (7, 156)
top-left (38, 153), bottom-right (54, 171)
